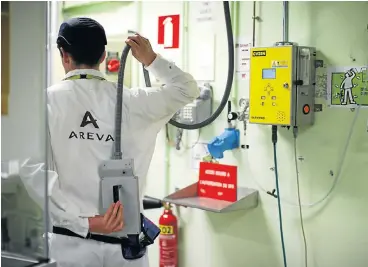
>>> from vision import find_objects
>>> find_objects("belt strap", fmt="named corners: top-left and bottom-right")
top-left (53, 226), bottom-right (131, 246)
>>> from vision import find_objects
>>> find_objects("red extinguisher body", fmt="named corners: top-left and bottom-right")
top-left (159, 204), bottom-right (178, 267)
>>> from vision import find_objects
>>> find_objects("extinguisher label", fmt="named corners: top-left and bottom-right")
top-left (159, 225), bottom-right (174, 235)
top-left (159, 224), bottom-right (177, 267)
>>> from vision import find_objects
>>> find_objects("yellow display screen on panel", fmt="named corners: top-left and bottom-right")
top-left (249, 46), bottom-right (293, 126)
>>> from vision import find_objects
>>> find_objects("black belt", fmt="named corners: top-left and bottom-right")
top-left (53, 226), bottom-right (146, 260)
top-left (53, 226), bottom-right (130, 245)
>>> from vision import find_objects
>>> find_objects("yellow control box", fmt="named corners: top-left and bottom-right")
top-left (249, 44), bottom-right (316, 127)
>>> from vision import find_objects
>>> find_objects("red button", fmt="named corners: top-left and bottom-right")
top-left (107, 59), bottom-right (120, 72)
top-left (303, 104), bottom-right (310, 114)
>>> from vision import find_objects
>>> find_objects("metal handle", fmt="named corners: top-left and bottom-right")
top-left (113, 185), bottom-right (120, 203)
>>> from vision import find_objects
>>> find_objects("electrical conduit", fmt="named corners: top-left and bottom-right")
top-left (273, 2), bottom-right (289, 267)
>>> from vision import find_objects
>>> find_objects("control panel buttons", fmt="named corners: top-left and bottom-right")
top-left (264, 84), bottom-right (274, 95)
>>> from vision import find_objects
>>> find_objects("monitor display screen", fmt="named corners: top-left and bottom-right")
top-left (262, 68), bottom-right (276, 79)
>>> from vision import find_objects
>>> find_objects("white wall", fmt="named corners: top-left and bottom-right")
top-left (1, 1), bottom-right (48, 161)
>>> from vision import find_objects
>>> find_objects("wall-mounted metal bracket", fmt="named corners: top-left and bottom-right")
top-left (162, 183), bottom-right (258, 213)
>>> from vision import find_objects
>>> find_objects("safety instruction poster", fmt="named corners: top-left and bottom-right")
top-left (198, 162), bottom-right (237, 202)
top-left (235, 37), bottom-right (252, 81)
top-left (326, 66), bottom-right (368, 108)
top-left (190, 1), bottom-right (215, 31)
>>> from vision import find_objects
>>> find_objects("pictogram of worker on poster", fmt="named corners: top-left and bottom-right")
top-left (327, 66), bottom-right (368, 108)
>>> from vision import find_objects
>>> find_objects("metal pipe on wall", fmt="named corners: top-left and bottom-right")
top-left (282, 1), bottom-right (289, 42)
top-left (252, 1), bottom-right (256, 47)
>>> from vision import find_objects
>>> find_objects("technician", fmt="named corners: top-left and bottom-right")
top-left (46, 17), bottom-right (199, 267)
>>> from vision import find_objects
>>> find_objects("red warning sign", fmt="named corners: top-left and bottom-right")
top-left (158, 14), bottom-right (180, 49)
top-left (198, 162), bottom-right (237, 202)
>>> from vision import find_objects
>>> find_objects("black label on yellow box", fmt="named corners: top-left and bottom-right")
top-left (252, 50), bottom-right (267, 57)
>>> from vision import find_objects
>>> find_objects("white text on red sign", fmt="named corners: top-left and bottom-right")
top-left (204, 169), bottom-right (231, 177)
top-left (199, 180), bottom-right (235, 189)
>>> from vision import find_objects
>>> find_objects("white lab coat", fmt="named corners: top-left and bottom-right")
top-left (19, 54), bottom-right (199, 267)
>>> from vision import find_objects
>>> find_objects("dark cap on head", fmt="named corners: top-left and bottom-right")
top-left (57, 17), bottom-right (107, 48)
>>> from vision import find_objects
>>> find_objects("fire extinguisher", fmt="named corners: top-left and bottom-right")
top-left (159, 203), bottom-right (178, 267)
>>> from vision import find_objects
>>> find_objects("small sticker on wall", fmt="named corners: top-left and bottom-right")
top-left (314, 104), bottom-right (323, 112)
top-left (235, 37), bottom-right (252, 81)
top-left (191, 142), bottom-right (209, 169)
top-left (315, 60), bottom-right (324, 68)
top-left (271, 60), bottom-right (288, 68)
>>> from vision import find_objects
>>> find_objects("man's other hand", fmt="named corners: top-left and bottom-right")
top-left (88, 201), bottom-right (124, 234)
top-left (125, 34), bottom-right (157, 67)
